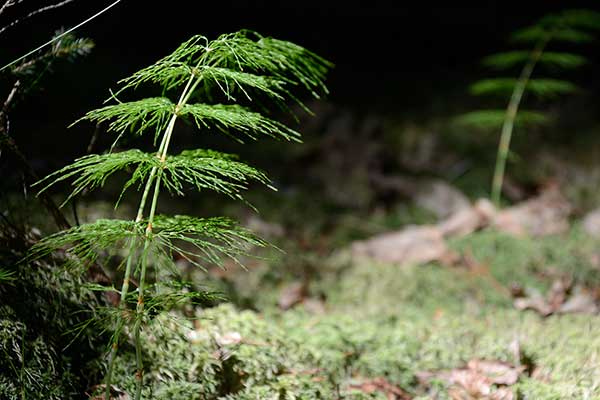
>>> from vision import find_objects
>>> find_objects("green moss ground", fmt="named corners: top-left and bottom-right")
top-left (101, 225), bottom-right (600, 399)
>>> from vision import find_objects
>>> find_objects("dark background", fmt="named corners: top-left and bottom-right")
top-left (2, 0), bottom-right (600, 166)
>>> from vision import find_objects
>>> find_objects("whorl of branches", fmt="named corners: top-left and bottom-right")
top-left (454, 9), bottom-right (600, 205)
top-left (27, 30), bottom-right (331, 400)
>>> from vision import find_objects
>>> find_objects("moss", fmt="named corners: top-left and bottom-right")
top-left (108, 306), bottom-right (339, 399)
top-left (105, 300), bottom-right (600, 399)
top-left (0, 226), bottom-right (108, 399)
top-left (449, 225), bottom-right (600, 289)
top-left (6, 220), bottom-right (595, 399)
top-left (119, 226), bottom-right (599, 399)
top-left (0, 261), bottom-right (107, 399)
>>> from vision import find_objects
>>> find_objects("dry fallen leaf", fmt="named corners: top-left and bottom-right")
top-left (490, 387), bottom-right (514, 400)
top-left (448, 368), bottom-right (492, 396)
top-left (467, 360), bottom-right (522, 386)
top-left (513, 278), bottom-right (598, 316)
top-left (418, 359), bottom-right (523, 400)
top-left (557, 287), bottom-right (599, 314)
top-left (347, 377), bottom-right (412, 400)
top-left (514, 294), bottom-right (554, 316)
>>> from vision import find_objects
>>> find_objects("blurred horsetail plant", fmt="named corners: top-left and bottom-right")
top-left (455, 9), bottom-right (600, 206)
top-left (26, 30), bottom-right (331, 399)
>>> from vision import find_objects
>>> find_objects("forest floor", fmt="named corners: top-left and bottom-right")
top-left (3, 108), bottom-right (600, 398)
top-left (100, 198), bottom-right (600, 399)
top-left (3, 191), bottom-right (600, 399)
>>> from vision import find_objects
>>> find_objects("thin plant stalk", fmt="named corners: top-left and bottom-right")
top-left (103, 111), bottom-right (161, 400)
top-left (133, 237), bottom-right (152, 399)
top-left (491, 37), bottom-right (549, 206)
top-left (104, 67), bottom-right (202, 400)
top-left (131, 77), bottom-right (204, 399)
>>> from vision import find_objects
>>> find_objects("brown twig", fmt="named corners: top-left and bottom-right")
top-left (0, 0), bottom-right (78, 36)
top-left (2, 78), bottom-right (19, 111)
top-left (0, 0), bottom-right (23, 17)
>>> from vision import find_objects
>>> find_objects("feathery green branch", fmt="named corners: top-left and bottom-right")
top-left (154, 215), bottom-right (268, 268)
top-left (160, 149), bottom-right (272, 198)
top-left (35, 148), bottom-right (272, 206)
top-left (200, 30), bottom-right (331, 96)
top-left (28, 219), bottom-right (140, 263)
top-left (115, 35), bottom-right (208, 93)
top-left (483, 51), bottom-right (587, 70)
top-left (75, 97), bottom-right (175, 140)
top-left (180, 103), bottom-right (300, 141)
top-left (469, 78), bottom-right (578, 98)
top-left (457, 9), bottom-right (600, 205)
top-left (453, 110), bottom-right (550, 130)
top-left (28, 30), bottom-right (331, 400)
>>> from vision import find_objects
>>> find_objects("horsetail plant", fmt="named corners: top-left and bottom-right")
top-left (27, 30), bottom-right (331, 399)
top-left (455, 9), bottom-right (600, 205)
